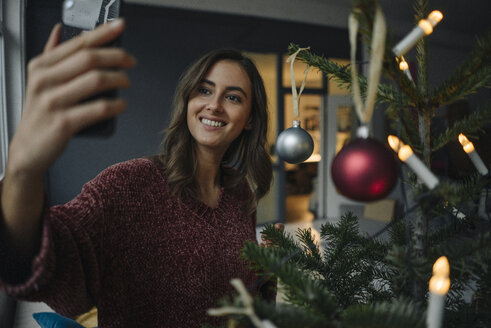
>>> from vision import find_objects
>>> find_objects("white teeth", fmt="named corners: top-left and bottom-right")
top-left (201, 118), bottom-right (224, 127)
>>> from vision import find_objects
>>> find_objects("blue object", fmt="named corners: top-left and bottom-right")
top-left (32, 312), bottom-right (86, 328)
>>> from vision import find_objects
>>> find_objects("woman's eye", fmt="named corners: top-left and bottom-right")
top-left (198, 87), bottom-right (211, 95)
top-left (227, 94), bottom-right (242, 103)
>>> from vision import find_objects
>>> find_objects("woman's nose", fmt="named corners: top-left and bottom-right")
top-left (206, 97), bottom-right (223, 112)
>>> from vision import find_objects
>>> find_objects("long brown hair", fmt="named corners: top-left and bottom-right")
top-left (160, 49), bottom-right (272, 214)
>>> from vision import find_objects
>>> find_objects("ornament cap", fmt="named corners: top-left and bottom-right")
top-left (356, 125), bottom-right (370, 138)
top-left (292, 120), bottom-right (301, 128)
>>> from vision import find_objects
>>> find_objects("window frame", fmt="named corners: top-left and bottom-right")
top-left (0, 0), bottom-right (26, 180)
top-left (0, 0), bottom-right (8, 180)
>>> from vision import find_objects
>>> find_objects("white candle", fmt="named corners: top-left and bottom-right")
top-left (388, 135), bottom-right (439, 189)
top-left (427, 288), bottom-right (447, 328)
top-left (262, 320), bottom-right (278, 328)
top-left (393, 10), bottom-right (443, 57)
top-left (427, 257), bottom-right (451, 328)
top-left (402, 148), bottom-right (439, 189)
top-left (398, 57), bottom-right (414, 82)
top-left (458, 133), bottom-right (489, 176)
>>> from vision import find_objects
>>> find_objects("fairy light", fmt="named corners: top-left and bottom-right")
top-left (427, 256), bottom-right (450, 328)
top-left (387, 135), bottom-right (404, 152)
top-left (393, 10), bottom-right (443, 57)
top-left (398, 57), bottom-right (414, 82)
top-left (432, 256), bottom-right (450, 278)
top-left (388, 135), bottom-right (439, 189)
top-left (458, 133), bottom-right (489, 175)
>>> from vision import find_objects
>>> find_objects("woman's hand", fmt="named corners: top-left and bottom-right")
top-left (260, 223), bottom-right (285, 247)
top-left (8, 19), bottom-right (135, 178)
top-left (1, 19), bottom-right (135, 258)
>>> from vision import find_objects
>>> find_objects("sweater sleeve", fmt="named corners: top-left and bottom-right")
top-left (0, 165), bottom-right (118, 317)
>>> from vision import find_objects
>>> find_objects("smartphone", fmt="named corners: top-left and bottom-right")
top-left (60, 0), bottom-right (124, 137)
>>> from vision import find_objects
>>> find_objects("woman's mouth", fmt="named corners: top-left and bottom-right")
top-left (201, 118), bottom-right (225, 127)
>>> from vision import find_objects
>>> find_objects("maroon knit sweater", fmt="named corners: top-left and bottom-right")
top-left (0, 158), bottom-right (268, 327)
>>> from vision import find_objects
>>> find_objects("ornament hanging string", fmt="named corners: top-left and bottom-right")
top-left (349, 6), bottom-right (387, 124)
top-left (286, 47), bottom-right (310, 118)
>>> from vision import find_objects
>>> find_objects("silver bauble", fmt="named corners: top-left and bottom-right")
top-left (276, 120), bottom-right (314, 164)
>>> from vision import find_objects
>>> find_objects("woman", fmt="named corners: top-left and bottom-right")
top-left (0, 19), bottom-right (275, 327)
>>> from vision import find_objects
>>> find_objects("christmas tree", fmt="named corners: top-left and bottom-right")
top-left (209, 0), bottom-right (491, 327)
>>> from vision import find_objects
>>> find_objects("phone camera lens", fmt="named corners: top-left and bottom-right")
top-left (64, 0), bottom-right (74, 9)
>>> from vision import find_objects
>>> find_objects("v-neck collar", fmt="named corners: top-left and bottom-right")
top-left (181, 186), bottom-right (227, 219)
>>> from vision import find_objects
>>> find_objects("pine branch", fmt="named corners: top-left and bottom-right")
top-left (429, 30), bottom-right (491, 108)
top-left (351, 0), bottom-right (423, 105)
top-left (320, 213), bottom-right (390, 308)
top-left (428, 227), bottom-right (491, 304)
top-left (385, 243), bottom-right (429, 298)
top-left (259, 224), bottom-right (326, 274)
top-left (432, 174), bottom-right (490, 209)
top-left (386, 105), bottom-right (423, 152)
top-left (254, 300), bottom-right (333, 328)
top-left (342, 299), bottom-right (425, 328)
top-left (288, 44), bottom-right (409, 106)
top-left (295, 228), bottom-right (325, 272)
top-left (431, 103), bottom-right (491, 152)
top-left (241, 242), bottom-right (339, 318)
top-left (414, 0), bottom-right (429, 97)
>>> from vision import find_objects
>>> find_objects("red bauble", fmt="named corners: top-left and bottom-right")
top-left (331, 137), bottom-right (399, 202)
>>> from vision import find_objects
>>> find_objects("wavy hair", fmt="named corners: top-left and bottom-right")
top-left (160, 49), bottom-right (272, 214)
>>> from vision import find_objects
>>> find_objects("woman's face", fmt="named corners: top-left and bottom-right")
top-left (187, 60), bottom-right (252, 157)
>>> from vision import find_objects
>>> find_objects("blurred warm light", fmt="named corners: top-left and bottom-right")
top-left (463, 143), bottom-right (475, 153)
top-left (418, 19), bottom-right (434, 35)
top-left (428, 10), bottom-right (443, 26)
top-left (429, 276), bottom-right (451, 295)
top-left (399, 58), bottom-right (409, 71)
top-left (398, 145), bottom-right (414, 162)
top-left (433, 256), bottom-right (450, 277)
top-left (387, 135), bottom-right (403, 152)
top-left (458, 133), bottom-right (475, 154)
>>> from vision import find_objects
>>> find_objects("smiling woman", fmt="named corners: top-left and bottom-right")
top-left (187, 61), bottom-right (252, 158)
top-left (0, 25), bottom-right (274, 326)
top-left (161, 49), bottom-right (272, 215)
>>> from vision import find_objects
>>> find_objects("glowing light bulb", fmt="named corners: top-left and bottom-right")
top-left (418, 19), bottom-right (434, 35)
top-left (398, 145), bottom-right (413, 162)
top-left (433, 256), bottom-right (450, 277)
top-left (458, 133), bottom-right (489, 175)
top-left (398, 57), bottom-right (414, 82)
top-left (387, 135), bottom-right (403, 152)
top-left (429, 276), bottom-right (451, 295)
top-left (428, 10), bottom-right (444, 26)
top-left (399, 59), bottom-right (409, 71)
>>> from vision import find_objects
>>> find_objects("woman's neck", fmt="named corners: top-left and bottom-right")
top-left (194, 147), bottom-right (223, 205)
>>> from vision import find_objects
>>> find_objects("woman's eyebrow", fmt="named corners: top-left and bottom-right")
top-left (201, 79), bottom-right (248, 99)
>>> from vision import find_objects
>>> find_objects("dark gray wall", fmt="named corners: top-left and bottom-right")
top-left (25, 1), bottom-right (350, 205)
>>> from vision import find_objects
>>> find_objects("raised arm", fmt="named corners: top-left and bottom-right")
top-left (1, 19), bottom-right (135, 259)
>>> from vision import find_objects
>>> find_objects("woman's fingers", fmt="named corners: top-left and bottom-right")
top-left (43, 23), bottom-right (62, 52)
top-left (274, 223), bottom-right (285, 232)
top-left (48, 70), bottom-right (131, 109)
top-left (9, 20), bottom-right (132, 176)
top-left (29, 48), bottom-right (135, 94)
top-left (63, 98), bottom-right (127, 135)
top-left (33, 19), bottom-right (125, 70)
